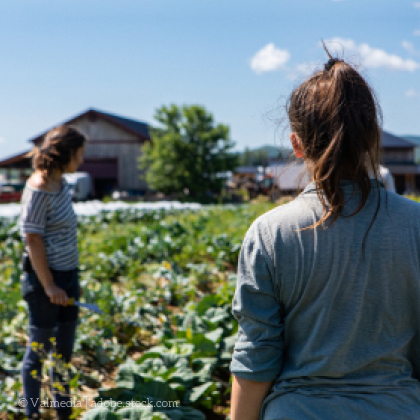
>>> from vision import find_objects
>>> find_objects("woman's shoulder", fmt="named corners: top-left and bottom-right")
top-left (244, 197), bottom-right (306, 245)
top-left (25, 172), bottom-right (64, 194)
top-left (383, 190), bottom-right (420, 219)
top-left (254, 195), bottom-right (311, 228)
top-left (254, 189), bottom-right (420, 235)
top-left (26, 173), bottom-right (49, 192)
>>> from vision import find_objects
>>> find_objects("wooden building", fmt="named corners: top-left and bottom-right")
top-left (232, 166), bottom-right (264, 184)
top-left (235, 131), bottom-right (420, 195)
top-left (1, 114), bottom-right (419, 197)
top-left (0, 109), bottom-right (151, 198)
top-left (381, 131), bottom-right (420, 194)
top-left (0, 150), bottom-right (33, 183)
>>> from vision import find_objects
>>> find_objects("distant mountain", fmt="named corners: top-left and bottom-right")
top-left (236, 145), bottom-right (293, 167)
top-left (250, 145), bottom-right (292, 159)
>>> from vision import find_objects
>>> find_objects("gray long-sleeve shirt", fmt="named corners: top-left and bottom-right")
top-left (230, 179), bottom-right (420, 420)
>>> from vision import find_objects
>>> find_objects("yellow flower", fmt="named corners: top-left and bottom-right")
top-left (31, 369), bottom-right (38, 378)
top-left (49, 337), bottom-right (56, 343)
top-left (52, 381), bottom-right (66, 392)
top-left (31, 342), bottom-right (38, 348)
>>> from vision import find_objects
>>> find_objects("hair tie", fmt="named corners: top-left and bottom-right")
top-left (324, 58), bottom-right (339, 72)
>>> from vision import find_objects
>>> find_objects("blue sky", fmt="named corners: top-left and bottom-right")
top-left (0, 0), bottom-right (419, 159)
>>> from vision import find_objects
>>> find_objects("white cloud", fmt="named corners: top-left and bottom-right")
top-left (295, 62), bottom-right (319, 74)
top-left (402, 40), bottom-right (419, 55)
top-left (285, 61), bottom-right (321, 81)
top-left (405, 88), bottom-right (419, 97)
top-left (414, 29), bottom-right (420, 36)
top-left (0, 137), bottom-right (5, 144)
top-left (414, 1), bottom-right (420, 8)
top-left (324, 37), bottom-right (419, 71)
top-left (250, 43), bottom-right (291, 74)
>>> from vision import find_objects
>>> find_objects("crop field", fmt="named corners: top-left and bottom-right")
top-left (0, 200), bottom-right (281, 420)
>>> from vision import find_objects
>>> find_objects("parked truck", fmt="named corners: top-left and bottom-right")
top-left (63, 172), bottom-right (92, 202)
top-left (0, 182), bottom-right (25, 203)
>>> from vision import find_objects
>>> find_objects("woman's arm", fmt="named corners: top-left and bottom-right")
top-left (26, 233), bottom-right (68, 306)
top-left (230, 376), bottom-right (274, 420)
top-left (229, 221), bottom-right (284, 419)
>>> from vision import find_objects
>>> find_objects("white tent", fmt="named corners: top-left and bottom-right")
top-left (266, 162), bottom-right (311, 192)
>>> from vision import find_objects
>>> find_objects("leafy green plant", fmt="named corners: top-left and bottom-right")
top-left (0, 201), bottom-right (281, 418)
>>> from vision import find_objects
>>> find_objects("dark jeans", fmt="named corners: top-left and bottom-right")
top-left (20, 268), bottom-right (80, 416)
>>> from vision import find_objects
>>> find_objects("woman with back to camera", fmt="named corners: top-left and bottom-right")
top-left (229, 46), bottom-right (420, 420)
top-left (19, 126), bottom-right (86, 420)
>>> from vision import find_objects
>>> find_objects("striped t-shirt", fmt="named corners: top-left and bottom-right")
top-left (19, 177), bottom-right (79, 270)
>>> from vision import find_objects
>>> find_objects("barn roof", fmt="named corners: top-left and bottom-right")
top-left (0, 150), bottom-right (32, 168)
top-left (382, 131), bottom-right (416, 149)
top-left (29, 108), bottom-right (150, 144)
top-left (90, 109), bottom-right (150, 138)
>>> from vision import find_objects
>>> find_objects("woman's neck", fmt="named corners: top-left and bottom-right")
top-left (35, 169), bottom-right (63, 187)
top-left (48, 169), bottom-right (63, 183)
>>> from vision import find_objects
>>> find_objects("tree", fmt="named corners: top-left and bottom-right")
top-left (255, 149), bottom-right (270, 167)
top-left (242, 147), bottom-right (253, 166)
top-left (138, 104), bottom-right (238, 202)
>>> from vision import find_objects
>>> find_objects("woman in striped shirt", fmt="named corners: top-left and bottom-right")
top-left (19, 125), bottom-right (86, 420)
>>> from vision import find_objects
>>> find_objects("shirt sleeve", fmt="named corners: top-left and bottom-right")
top-left (229, 221), bottom-right (284, 382)
top-left (19, 189), bottom-right (48, 236)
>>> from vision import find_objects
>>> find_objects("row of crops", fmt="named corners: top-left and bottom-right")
top-left (0, 201), bottom-right (278, 419)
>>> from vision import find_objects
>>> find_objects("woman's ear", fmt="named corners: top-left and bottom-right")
top-left (290, 132), bottom-right (304, 158)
